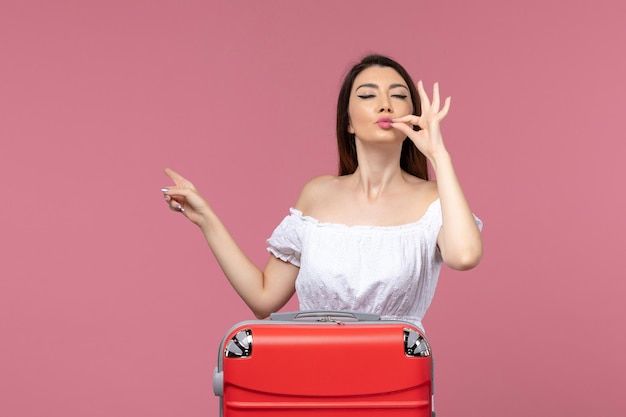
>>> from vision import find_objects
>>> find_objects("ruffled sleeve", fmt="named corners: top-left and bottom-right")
top-left (266, 208), bottom-right (306, 267)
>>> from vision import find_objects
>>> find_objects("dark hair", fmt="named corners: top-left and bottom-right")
top-left (336, 54), bottom-right (427, 179)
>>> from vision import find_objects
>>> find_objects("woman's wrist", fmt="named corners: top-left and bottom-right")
top-left (197, 210), bottom-right (215, 234)
top-left (427, 147), bottom-right (452, 172)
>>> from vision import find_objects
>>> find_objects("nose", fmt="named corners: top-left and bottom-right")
top-left (378, 96), bottom-right (393, 113)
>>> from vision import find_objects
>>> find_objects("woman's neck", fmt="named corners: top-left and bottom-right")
top-left (352, 141), bottom-right (405, 200)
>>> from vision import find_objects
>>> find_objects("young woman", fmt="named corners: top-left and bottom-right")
top-left (162, 54), bottom-right (483, 332)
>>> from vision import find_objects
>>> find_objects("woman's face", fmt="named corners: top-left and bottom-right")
top-left (347, 65), bottom-right (414, 143)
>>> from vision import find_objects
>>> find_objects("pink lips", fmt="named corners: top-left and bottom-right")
top-left (376, 117), bottom-right (393, 129)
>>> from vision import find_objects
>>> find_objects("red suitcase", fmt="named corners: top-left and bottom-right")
top-left (213, 311), bottom-right (434, 416)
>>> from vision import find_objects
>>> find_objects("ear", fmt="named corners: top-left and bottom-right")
top-left (348, 122), bottom-right (354, 134)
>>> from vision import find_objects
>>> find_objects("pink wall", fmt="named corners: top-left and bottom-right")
top-left (1, 1), bottom-right (625, 416)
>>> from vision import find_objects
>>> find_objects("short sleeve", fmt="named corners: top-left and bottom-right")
top-left (266, 208), bottom-right (306, 267)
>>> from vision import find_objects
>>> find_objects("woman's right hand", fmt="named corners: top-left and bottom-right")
top-left (162, 168), bottom-right (212, 229)
top-left (161, 168), bottom-right (299, 318)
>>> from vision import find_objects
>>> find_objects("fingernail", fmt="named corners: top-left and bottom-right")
top-left (161, 188), bottom-right (169, 192)
top-left (176, 205), bottom-right (185, 213)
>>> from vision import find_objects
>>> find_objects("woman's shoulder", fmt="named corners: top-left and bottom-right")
top-left (294, 175), bottom-right (342, 212)
top-left (405, 174), bottom-right (439, 198)
top-left (302, 174), bottom-right (339, 189)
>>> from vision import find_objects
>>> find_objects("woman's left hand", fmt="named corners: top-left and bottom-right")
top-left (391, 81), bottom-right (451, 161)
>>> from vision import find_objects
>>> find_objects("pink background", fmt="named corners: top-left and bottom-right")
top-left (1, 1), bottom-right (625, 416)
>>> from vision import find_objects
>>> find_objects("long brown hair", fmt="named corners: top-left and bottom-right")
top-left (336, 54), bottom-right (428, 179)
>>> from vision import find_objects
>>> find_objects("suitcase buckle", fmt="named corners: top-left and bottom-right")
top-left (404, 328), bottom-right (431, 357)
top-left (224, 329), bottom-right (253, 358)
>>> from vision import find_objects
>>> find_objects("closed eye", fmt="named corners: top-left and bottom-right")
top-left (357, 94), bottom-right (375, 99)
top-left (392, 94), bottom-right (408, 99)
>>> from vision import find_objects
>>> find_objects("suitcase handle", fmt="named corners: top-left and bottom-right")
top-left (270, 310), bottom-right (381, 322)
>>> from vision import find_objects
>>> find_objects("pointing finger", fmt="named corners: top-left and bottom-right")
top-left (164, 167), bottom-right (194, 188)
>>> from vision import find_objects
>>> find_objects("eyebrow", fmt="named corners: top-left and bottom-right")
top-left (355, 83), bottom-right (409, 91)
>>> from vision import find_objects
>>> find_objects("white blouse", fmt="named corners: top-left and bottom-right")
top-left (266, 199), bottom-right (482, 332)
